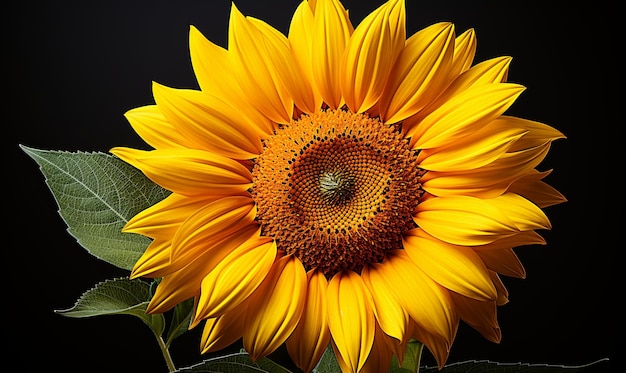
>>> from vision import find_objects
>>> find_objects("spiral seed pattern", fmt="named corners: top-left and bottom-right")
top-left (251, 109), bottom-right (425, 277)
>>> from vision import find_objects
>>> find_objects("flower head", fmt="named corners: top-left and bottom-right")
top-left (111, 0), bottom-right (566, 371)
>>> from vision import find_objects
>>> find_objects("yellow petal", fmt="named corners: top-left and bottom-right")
top-left (286, 270), bottom-right (332, 373)
top-left (414, 196), bottom-right (516, 246)
top-left (327, 270), bottom-right (375, 373)
top-left (421, 143), bottom-right (552, 198)
top-left (201, 299), bottom-right (248, 354)
top-left (450, 292), bottom-right (501, 343)
top-left (248, 17), bottom-right (318, 114)
top-left (421, 169), bottom-right (513, 199)
top-left (288, 1), bottom-right (324, 111)
top-left (473, 230), bottom-right (546, 251)
top-left (414, 193), bottom-right (550, 246)
top-left (408, 83), bottom-right (525, 150)
top-left (147, 225), bottom-right (259, 313)
top-left (494, 115), bottom-right (566, 150)
top-left (195, 239), bottom-right (276, 321)
top-left (477, 248), bottom-right (526, 278)
top-left (490, 271), bottom-right (510, 306)
top-left (496, 192), bottom-right (552, 231)
top-left (380, 22), bottom-right (455, 124)
top-left (361, 264), bottom-right (409, 341)
top-left (340, 0), bottom-right (404, 113)
top-left (109, 147), bottom-right (252, 197)
top-left (152, 82), bottom-right (264, 159)
top-left (359, 323), bottom-right (395, 373)
top-left (243, 254), bottom-right (307, 360)
top-left (171, 196), bottom-right (256, 262)
top-left (130, 238), bottom-right (171, 279)
top-left (189, 26), bottom-right (240, 101)
top-left (417, 125), bottom-right (527, 171)
top-left (228, 3), bottom-right (293, 124)
top-left (189, 26), bottom-right (277, 135)
top-left (380, 250), bottom-right (456, 343)
top-left (402, 55), bottom-right (512, 135)
top-left (509, 169), bottom-right (567, 208)
top-left (311, 0), bottom-right (353, 108)
top-left (123, 193), bottom-right (210, 237)
top-left (124, 105), bottom-right (192, 150)
top-left (403, 229), bottom-right (497, 301)
top-left (409, 319), bottom-right (452, 370)
top-left (451, 28), bottom-right (477, 76)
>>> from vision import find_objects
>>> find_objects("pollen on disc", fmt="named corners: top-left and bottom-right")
top-left (251, 109), bottom-right (425, 277)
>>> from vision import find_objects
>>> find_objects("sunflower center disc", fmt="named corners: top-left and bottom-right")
top-left (251, 109), bottom-right (425, 277)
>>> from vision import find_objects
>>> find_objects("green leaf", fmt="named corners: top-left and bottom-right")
top-left (421, 358), bottom-right (611, 372)
top-left (391, 339), bottom-right (423, 373)
top-left (20, 145), bottom-right (170, 270)
top-left (312, 344), bottom-right (341, 373)
top-left (174, 351), bottom-right (293, 373)
top-left (56, 277), bottom-right (166, 337)
top-left (165, 298), bottom-right (195, 348)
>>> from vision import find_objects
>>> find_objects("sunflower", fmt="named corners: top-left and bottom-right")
top-left (110, 0), bottom-right (566, 371)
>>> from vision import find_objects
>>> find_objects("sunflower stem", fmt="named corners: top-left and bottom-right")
top-left (155, 334), bottom-right (176, 372)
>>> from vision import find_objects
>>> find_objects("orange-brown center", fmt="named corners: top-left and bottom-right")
top-left (251, 109), bottom-right (424, 277)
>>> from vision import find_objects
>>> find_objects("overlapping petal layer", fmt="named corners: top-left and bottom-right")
top-left (112, 0), bottom-right (565, 372)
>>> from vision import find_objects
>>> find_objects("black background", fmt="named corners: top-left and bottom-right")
top-left (6, 1), bottom-right (618, 372)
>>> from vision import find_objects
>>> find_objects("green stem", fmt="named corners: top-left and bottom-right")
top-left (156, 334), bottom-right (176, 372)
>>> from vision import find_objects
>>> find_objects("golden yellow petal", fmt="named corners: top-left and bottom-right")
top-left (152, 82), bottom-right (264, 159)
top-left (248, 17), bottom-right (318, 115)
top-left (402, 56), bottom-right (512, 135)
top-left (359, 322), bottom-right (395, 373)
top-left (340, 0), bottom-right (404, 113)
top-left (311, 0), bottom-right (353, 108)
top-left (421, 169), bottom-right (513, 199)
top-left (109, 147), bottom-right (252, 197)
top-left (496, 192), bottom-right (551, 231)
top-left (494, 115), bottom-right (566, 150)
top-left (509, 169), bottom-right (567, 208)
top-left (228, 3), bottom-right (293, 124)
top-left (408, 83), bottom-right (525, 150)
top-left (421, 142), bottom-right (552, 198)
top-left (171, 196), bottom-right (256, 262)
top-left (450, 292), bottom-right (501, 343)
top-left (200, 299), bottom-right (248, 354)
top-left (327, 270), bottom-right (375, 373)
top-left (286, 270), bottom-right (332, 373)
top-left (409, 319), bottom-right (452, 370)
top-left (403, 229), bottom-right (497, 301)
top-left (417, 125), bottom-right (527, 171)
top-left (414, 195), bottom-right (518, 246)
top-left (451, 28), bottom-right (477, 76)
top-left (130, 238), bottom-right (171, 279)
top-left (375, 250), bottom-right (456, 344)
top-left (124, 105), bottom-right (192, 150)
top-left (490, 271), bottom-right (510, 306)
top-left (360, 264), bottom-right (409, 341)
top-left (190, 25), bottom-right (277, 135)
top-left (123, 193), bottom-right (209, 237)
top-left (380, 22), bottom-right (455, 124)
top-left (146, 270), bottom-right (200, 314)
top-left (189, 26), bottom-right (239, 100)
top-left (147, 225), bottom-right (259, 312)
top-left (195, 239), bottom-right (276, 321)
top-left (477, 248), bottom-right (526, 278)
top-left (473, 230), bottom-right (546, 251)
top-left (243, 254), bottom-right (307, 361)
top-left (288, 1), bottom-right (324, 111)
